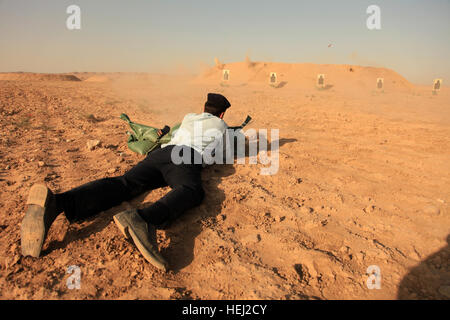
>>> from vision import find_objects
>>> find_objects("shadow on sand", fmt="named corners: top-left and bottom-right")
top-left (397, 234), bottom-right (450, 299)
top-left (158, 164), bottom-right (235, 272)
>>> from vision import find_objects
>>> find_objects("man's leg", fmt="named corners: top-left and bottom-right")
top-left (138, 161), bottom-right (205, 227)
top-left (21, 151), bottom-right (167, 257)
top-left (56, 155), bottom-right (167, 223)
top-left (113, 162), bottom-right (203, 270)
top-left (112, 146), bottom-right (204, 270)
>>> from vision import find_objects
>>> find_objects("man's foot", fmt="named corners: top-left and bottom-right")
top-left (113, 209), bottom-right (168, 271)
top-left (21, 184), bottom-right (60, 257)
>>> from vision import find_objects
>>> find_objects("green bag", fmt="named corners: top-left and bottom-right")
top-left (120, 113), bottom-right (180, 155)
top-left (120, 113), bottom-right (252, 156)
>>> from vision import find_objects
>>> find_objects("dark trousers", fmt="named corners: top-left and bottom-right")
top-left (56, 145), bottom-right (204, 227)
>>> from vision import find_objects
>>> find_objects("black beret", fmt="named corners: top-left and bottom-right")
top-left (205, 93), bottom-right (231, 112)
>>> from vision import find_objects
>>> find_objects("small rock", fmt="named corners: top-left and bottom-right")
top-left (407, 249), bottom-right (421, 261)
top-left (339, 246), bottom-right (350, 253)
top-left (438, 285), bottom-right (450, 298)
top-left (242, 233), bottom-right (261, 244)
top-left (423, 205), bottom-right (440, 216)
top-left (366, 248), bottom-right (388, 259)
top-left (432, 256), bottom-right (442, 267)
top-left (314, 205), bottom-right (323, 212)
top-left (53, 138), bottom-right (60, 143)
top-left (363, 205), bottom-right (375, 214)
top-left (300, 206), bottom-right (313, 214)
top-left (5, 165), bottom-right (10, 170)
top-left (38, 161), bottom-right (45, 167)
top-left (355, 252), bottom-right (364, 261)
top-left (9, 243), bottom-right (18, 253)
top-left (107, 168), bottom-right (116, 174)
top-left (294, 264), bottom-right (310, 282)
top-left (33, 287), bottom-right (46, 299)
top-left (87, 139), bottom-right (101, 150)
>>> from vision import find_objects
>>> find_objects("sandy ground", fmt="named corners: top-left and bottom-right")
top-left (0, 62), bottom-right (449, 300)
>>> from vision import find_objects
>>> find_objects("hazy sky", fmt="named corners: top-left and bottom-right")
top-left (0, 0), bottom-right (449, 84)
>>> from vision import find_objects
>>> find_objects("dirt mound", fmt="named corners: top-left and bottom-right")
top-left (84, 75), bottom-right (110, 82)
top-left (196, 60), bottom-right (414, 93)
top-left (0, 73), bottom-right (81, 82)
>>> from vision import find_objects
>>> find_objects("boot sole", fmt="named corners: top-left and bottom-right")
top-left (21, 184), bottom-right (50, 257)
top-left (113, 214), bottom-right (131, 239)
top-left (113, 213), bottom-right (168, 271)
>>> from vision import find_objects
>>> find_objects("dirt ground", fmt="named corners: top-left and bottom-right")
top-left (0, 63), bottom-right (449, 299)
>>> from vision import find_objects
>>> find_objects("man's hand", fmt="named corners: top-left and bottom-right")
top-left (157, 125), bottom-right (170, 137)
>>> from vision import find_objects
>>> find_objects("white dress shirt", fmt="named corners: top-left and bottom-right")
top-left (161, 112), bottom-right (227, 155)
